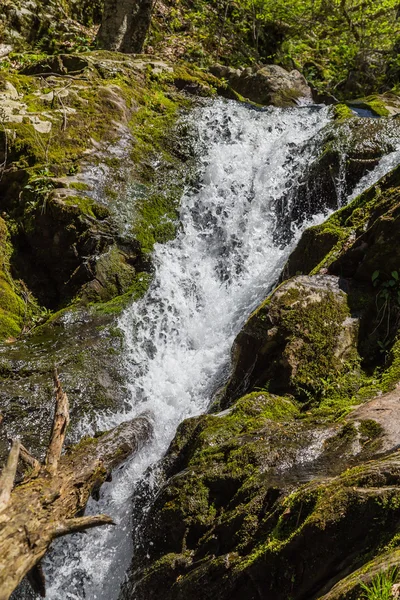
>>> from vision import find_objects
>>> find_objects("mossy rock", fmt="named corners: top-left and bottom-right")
top-left (283, 162), bottom-right (400, 367)
top-left (277, 113), bottom-right (400, 239)
top-left (346, 93), bottom-right (400, 118)
top-left (221, 275), bottom-right (358, 407)
top-left (0, 307), bottom-right (127, 462)
top-left (283, 164), bottom-right (400, 280)
top-left (333, 103), bottom-right (356, 121)
top-left (0, 217), bottom-right (30, 341)
top-left (121, 389), bottom-right (400, 600)
top-left (209, 63), bottom-right (312, 107)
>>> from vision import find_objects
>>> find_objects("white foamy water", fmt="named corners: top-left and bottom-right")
top-left (38, 101), bottom-right (400, 600)
top-left (349, 145), bottom-right (400, 201)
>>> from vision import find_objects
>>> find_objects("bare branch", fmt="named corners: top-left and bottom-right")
top-left (45, 368), bottom-right (70, 475)
top-left (53, 514), bottom-right (115, 538)
top-left (19, 443), bottom-right (41, 477)
top-left (0, 439), bottom-right (21, 512)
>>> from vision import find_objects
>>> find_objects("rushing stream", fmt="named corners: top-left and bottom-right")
top-left (33, 99), bottom-right (400, 599)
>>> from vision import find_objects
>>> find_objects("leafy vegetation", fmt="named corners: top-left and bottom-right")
top-left (360, 568), bottom-right (398, 600)
top-left (147, 0), bottom-right (400, 96)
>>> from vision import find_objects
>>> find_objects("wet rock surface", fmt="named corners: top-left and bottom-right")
top-left (0, 308), bottom-right (128, 462)
top-left (120, 385), bottom-right (399, 600)
top-left (277, 114), bottom-right (400, 239)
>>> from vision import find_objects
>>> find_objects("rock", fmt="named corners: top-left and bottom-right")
top-left (221, 275), bottom-right (358, 407)
top-left (0, 218), bottom-right (26, 341)
top-left (120, 386), bottom-right (398, 600)
top-left (4, 81), bottom-right (19, 100)
top-left (12, 189), bottom-right (144, 308)
top-left (31, 119), bottom-right (52, 133)
top-left (348, 385), bottom-right (400, 454)
top-left (0, 308), bottom-right (129, 462)
top-left (21, 54), bottom-right (89, 75)
top-left (280, 116), bottom-right (400, 247)
top-left (283, 163), bottom-right (400, 365)
top-left (347, 93), bottom-right (400, 118)
top-left (209, 63), bottom-right (312, 107)
top-left (283, 164), bottom-right (400, 280)
top-left (0, 44), bottom-right (13, 58)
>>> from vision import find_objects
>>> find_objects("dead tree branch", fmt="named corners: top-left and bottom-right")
top-left (0, 372), bottom-right (152, 600)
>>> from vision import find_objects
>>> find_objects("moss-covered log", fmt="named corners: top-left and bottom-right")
top-left (0, 370), bottom-right (152, 600)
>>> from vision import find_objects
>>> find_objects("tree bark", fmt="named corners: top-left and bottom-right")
top-left (0, 370), bottom-right (153, 600)
top-left (96, 0), bottom-right (154, 54)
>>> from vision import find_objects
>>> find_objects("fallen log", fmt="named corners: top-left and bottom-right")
top-left (0, 368), bottom-right (152, 600)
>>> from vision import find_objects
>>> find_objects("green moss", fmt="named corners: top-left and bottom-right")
top-left (62, 195), bottom-right (110, 219)
top-left (359, 419), bottom-right (384, 440)
top-left (333, 104), bottom-right (356, 120)
top-left (0, 217), bottom-right (34, 340)
top-left (69, 182), bottom-right (91, 192)
top-left (278, 286), bottom-right (352, 397)
top-left (349, 96), bottom-right (391, 117)
top-left (91, 272), bottom-right (153, 315)
top-left (195, 393), bottom-right (298, 450)
top-left (380, 337), bottom-right (400, 392)
top-left (0, 310), bottom-right (23, 339)
top-left (133, 192), bottom-right (180, 254)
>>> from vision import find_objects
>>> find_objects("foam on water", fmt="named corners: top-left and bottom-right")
top-left (40, 100), bottom-right (400, 600)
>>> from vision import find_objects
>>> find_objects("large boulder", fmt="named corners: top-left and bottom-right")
top-left (209, 63), bottom-right (312, 107)
top-left (284, 152), bottom-right (400, 281)
top-left (287, 114), bottom-right (400, 229)
top-left (221, 275), bottom-right (358, 407)
top-left (120, 389), bottom-right (399, 600)
top-left (0, 308), bottom-right (128, 462)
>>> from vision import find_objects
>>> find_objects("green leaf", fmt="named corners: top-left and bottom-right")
top-left (372, 270), bottom-right (380, 282)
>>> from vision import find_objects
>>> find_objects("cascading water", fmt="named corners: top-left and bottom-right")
top-left (33, 99), bottom-right (400, 600)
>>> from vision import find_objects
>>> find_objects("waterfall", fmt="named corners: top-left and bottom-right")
top-left (35, 99), bottom-right (400, 599)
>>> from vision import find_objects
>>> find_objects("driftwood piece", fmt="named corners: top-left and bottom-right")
top-left (0, 370), bottom-right (153, 600)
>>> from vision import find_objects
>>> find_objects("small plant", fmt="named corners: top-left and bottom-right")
top-left (24, 169), bottom-right (54, 214)
top-left (360, 567), bottom-right (398, 600)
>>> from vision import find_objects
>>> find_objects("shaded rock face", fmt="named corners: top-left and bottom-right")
top-left (12, 190), bottom-right (144, 309)
top-left (221, 275), bottom-right (357, 407)
top-left (284, 162), bottom-right (400, 365)
top-left (210, 63), bottom-right (312, 107)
